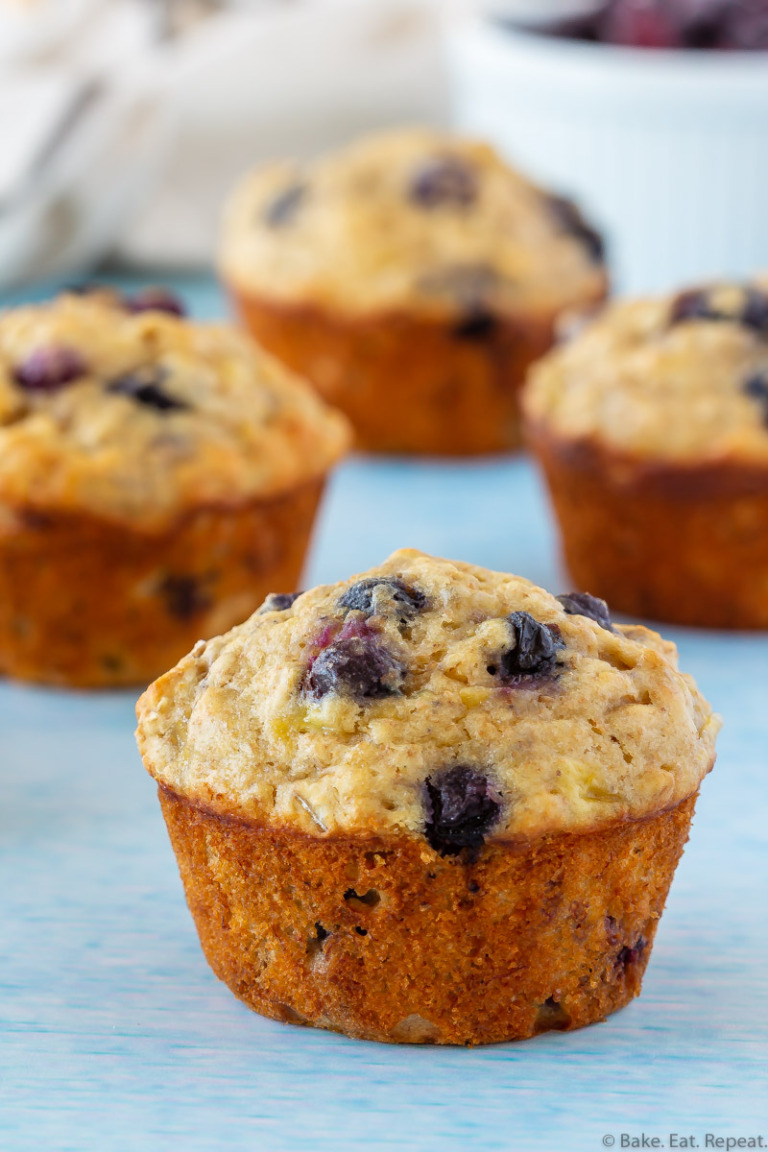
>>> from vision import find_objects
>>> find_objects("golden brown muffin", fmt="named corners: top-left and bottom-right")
top-left (220, 128), bottom-right (608, 455)
top-left (136, 550), bottom-right (719, 1045)
top-left (524, 281), bottom-right (768, 629)
top-left (0, 288), bottom-right (350, 686)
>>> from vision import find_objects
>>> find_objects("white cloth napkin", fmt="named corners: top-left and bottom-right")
top-left (0, 0), bottom-right (450, 286)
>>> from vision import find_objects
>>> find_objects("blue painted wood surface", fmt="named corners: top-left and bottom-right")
top-left (1, 278), bottom-right (766, 1152)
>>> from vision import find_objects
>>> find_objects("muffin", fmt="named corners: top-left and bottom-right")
top-left (136, 549), bottom-right (718, 1046)
top-left (524, 280), bottom-right (768, 629)
top-left (220, 128), bottom-right (608, 456)
top-left (0, 288), bottom-right (349, 687)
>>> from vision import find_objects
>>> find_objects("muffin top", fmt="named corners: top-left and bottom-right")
top-left (0, 289), bottom-right (350, 529)
top-left (524, 281), bottom-right (768, 465)
top-left (220, 128), bottom-right (607, 320)
top-left (137, 550), bottom-right (718, 849)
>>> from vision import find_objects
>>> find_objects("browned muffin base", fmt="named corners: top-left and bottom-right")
top-left (529, 428), bottom-right (768, 630)
top-left (231, 291), bottom-right (575, 456)
top-left (0, 478), bottom-right (323, 687)
top-left (158, 786), bottom-right (696, 1046)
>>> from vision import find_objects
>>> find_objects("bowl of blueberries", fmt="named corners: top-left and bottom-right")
top-left (448, 0), bottom-right (768, 292)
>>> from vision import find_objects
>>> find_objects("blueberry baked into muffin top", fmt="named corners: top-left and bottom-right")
top-left (137, 550), bottom-right (718, 844)
top-left (220, 128), bottom-right (607, 319)
top-left (524, 280), bottom-right (768, 463)
top-left (0, 289), bottom-right (349, 529)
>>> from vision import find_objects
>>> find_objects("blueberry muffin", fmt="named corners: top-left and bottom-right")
top-left (524, 280), bottom-right (768, 629)
top-left (0, 288), bottom-right (350, 686)
top-left (220, 128), bottom-right (608, 456)
top-left (136, 550), bottom-right (718, 1045)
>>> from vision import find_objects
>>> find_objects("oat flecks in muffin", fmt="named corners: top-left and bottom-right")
top-left (0, 292), bottom-right (349, 528)
top-left (136, 550), bottom-right (719, 843)
top-left (220, 128), bottom-right (606, 318)
top-left (524, 280), bottom-right (768, 463)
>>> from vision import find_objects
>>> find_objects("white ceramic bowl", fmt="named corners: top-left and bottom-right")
top-left (447, 16), bottom-right (768, 293)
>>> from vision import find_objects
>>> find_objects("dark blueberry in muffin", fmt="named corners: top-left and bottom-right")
top-left (744, 373), bottom-right (768, 424)
top-left (408, 155), bottom-right (478, 209)
top-left (419, 263), bottom-right (500, 340)
top-left (670, 285), bottom-right (768, 335)
top-left (616, 936), bottom-right (646, 971)
top-left (547, 195), bottom-right (605, 264)
top-left (338, 577), bottom-right (427, 622)
top-left (125, 287), bottom-right (186, 317)
top-left (107, 366), bottom-right (188, 412)
top-left (264, 182), bottom-right (306, 227)
top-left (452, 310), bottom-right (498, 341)
top-left (259, 592), bottom-right (302, 614)
top-left (14, 345), bottom-right (88, 392)
top-left (670, 288), bottom-right (717, 325)
top-left (424, 765), bottom-right (501, 856)
top-left (741, 288), bottom-right (768, 333)
top-left (306, 618), bottom-right (406, 701)
top-left (557, 592), bottom-right (613, 632)
top-left (160, 575), bottom-right (211, 620)
top-left (495, 612), bottom-right (563, 684)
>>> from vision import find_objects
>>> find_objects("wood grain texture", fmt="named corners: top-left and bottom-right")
top-left (1, 277), bottom-right (766, 1152)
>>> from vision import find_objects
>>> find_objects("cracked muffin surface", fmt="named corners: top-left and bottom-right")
top-left (524, 280), bottom-right (768, 463)
top-left (0, 289), bottom-right (350, 529)
top-left (136, 549), bottom-right (719, 844)
top-left (220, 128), bottom-right (606, 319)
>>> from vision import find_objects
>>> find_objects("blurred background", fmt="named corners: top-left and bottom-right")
top-left (2, 0), bottom-right (767, 295)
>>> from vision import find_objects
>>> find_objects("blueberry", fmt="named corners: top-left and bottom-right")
top-left (742, 289), bottom-right (768, 332)
top-left (424, 765), bottom-right (501, 856)
top-left (338, 577), bottom-right (427, 622)
top-left (452, 311), bottom-right (497, 340)
top-left (258, 592), bottom-right (301, 614)
top-left (306, 618), bottom-right (406, 701)
top-left (616, 936), bottom-right (646, 971)
top-left (264, 182), bottom-right (306, 227)
top-left (125, 287), bottom-right (186, 317)
top-left (670, 285), bottom-right (768, 335)
top-left (107, 366), bottom-right (188, 412)
top-left (547, 195), bottom-right (605, 263)
top-left (744, 373), bottom-right (768, 425)
top-left (160, 575), bottom-right (211, 620)
top-left (408, 155), bottom-right (478, 209)
top-left (14, 346), bottom-right (88, 392)
top-left (419, 263), bottom-right (500, 340)
top-left (557, 592), bottom-right (613, 632)
top-left (495, 612), bottom-right (563, 684)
